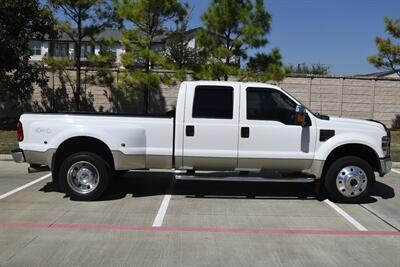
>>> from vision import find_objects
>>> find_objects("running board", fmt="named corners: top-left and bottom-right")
top-left (175, 175), bottom-right (315, 183)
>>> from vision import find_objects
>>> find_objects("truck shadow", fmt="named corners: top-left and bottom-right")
top-left (39, 171), bottom-right (395, 202)
top-left (100, 171), bottom-right (395, 203)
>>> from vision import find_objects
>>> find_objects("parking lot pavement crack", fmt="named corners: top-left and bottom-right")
top-left (48, 209), bottom-right (71, 226)
top-left (6, 235), bottom-right (38, 263)
top-left (359, 204), bottom-right (400, 232)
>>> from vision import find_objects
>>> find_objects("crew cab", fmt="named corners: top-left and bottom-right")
top-left (12, 81), bottom-right (392, 202)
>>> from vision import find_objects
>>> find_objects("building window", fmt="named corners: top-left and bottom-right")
top-left (246, 87), bottom-right (297, 124)
top-left (29, 41), bottom-right (42, 56)
top-left (50, 42), bottom-right (69, 57)
top-left (80, 44), bottom-right (94, 59)
top-left (100, 45), bottom-right (117, 58)
top-left (192, 86), bottom-right (234, 119)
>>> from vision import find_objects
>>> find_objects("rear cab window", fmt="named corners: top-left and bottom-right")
top-left (192, 85), bottom-right (234, 119)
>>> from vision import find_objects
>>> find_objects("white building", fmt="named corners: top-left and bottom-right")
top-left (28, 29), bottom-right (126, 64)
top-left (28, 27), bottom-right (239, 66)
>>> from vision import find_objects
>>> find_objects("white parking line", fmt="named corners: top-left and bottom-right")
top-left (391, 169), bottom-right (400, 175)
top-left (152, 194), bottom-right (172, 227)
top-left (0, 173), bottom-right (51, 200)
top-left (152, 178), bottom-right (175, 227)
top-left (324, 199), bottom-right (368, 231)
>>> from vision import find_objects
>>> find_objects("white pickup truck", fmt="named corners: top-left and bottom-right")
top-left (12, 81), bottom-right (392, 202)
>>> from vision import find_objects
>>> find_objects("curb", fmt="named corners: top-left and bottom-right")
top-left (0, 154), bottom-right (12, 161)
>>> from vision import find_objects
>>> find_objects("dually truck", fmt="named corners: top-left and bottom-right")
top-left (12, 81), bottom-right (392, 202)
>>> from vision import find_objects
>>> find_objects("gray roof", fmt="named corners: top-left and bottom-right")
top-left (45, 27), bottom-right (198, 43)
top-left (55, 29), bottom-right (123, 42)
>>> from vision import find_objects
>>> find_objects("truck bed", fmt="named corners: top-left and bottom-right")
top-left (19, 113), bottom-right (175, 170)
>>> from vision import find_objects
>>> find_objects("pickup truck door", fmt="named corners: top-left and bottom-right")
top-left (238, 85), bottom-right (316, 171)
top-left (182, 82), bottom-right (240, 170)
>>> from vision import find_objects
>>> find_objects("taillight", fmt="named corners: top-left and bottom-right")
top-left (382, 136), bottom-right (390, 156)
top-left (17, 121), bottom-right (24, 142)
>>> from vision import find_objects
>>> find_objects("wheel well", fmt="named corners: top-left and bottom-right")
top-left (52, 136), bottom-right (114, 183)
top-left (322, 144), bottom-right (380, 179)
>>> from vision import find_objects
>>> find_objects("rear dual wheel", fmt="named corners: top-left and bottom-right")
top-left (58, 152), bottom-right (111, 201)
top-left (324, 156), bottom-right (375, 203)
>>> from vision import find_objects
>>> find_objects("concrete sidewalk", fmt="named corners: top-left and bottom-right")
top-left (0, 154), bottom-right (12, 161)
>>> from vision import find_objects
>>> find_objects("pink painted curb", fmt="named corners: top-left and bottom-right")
top-left (0, 222), bottom-right (399, 236)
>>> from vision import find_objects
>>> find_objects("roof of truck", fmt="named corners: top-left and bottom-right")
top-left (183, 81), bottom-right (281, 90)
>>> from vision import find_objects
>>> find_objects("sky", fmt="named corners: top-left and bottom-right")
top-left (186, 0), bottom-right (400, 75)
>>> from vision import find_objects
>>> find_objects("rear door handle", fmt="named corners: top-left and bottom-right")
top-left (241, 127), bottom-right (249, 138)
top-left (186, 125), bottom-right (195, 136)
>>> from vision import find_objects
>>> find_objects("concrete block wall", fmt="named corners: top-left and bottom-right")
top-left (3, 71), bottom-right (400, 128)
top-left (278, 75), bottom-right (400, 127)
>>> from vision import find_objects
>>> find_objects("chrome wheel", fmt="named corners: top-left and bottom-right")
top-left (67, 161), bottom-right (100, 194)
top-left (336, 165), bottom-right (367, 198)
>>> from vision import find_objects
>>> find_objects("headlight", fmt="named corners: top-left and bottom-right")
top-left (382, 136), bottom-right (390, 156)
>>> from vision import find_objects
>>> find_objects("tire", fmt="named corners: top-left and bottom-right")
top-left (324, 156), bottom-right (375, 203)
top-left (58, 152), bottom-right (111, 201)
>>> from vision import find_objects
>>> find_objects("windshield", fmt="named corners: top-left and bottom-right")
top-left (280, 87), bottom-right (329, 120)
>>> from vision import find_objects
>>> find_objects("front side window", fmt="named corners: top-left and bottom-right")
top-left (247, 87), bottom-right (297, 124)
top-left (192, 86), bottom-right (234, 119)
top-left (29, 41), bottom-right (42, 56)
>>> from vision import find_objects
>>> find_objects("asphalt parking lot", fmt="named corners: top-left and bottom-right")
top-left (0, 161), bottom-right (399, 267)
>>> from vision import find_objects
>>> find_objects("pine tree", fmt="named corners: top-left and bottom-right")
top-left (165, 10), bottom-right (197, 70)
top-left (115, 0), bottom-right (187, 113)
top-left (368, 17), bottom-right (400, 77)
top-left (48, 0), bottom-right (113, 110)
top-left (196, 0), bottom-right (272, 81)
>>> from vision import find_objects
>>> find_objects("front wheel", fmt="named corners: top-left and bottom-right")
top-left (324, 156), bottom-right (375, 203)
top-left (59, 152), bottom-right (111, 201)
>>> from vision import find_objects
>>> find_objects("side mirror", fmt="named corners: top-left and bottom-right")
top-left (295, 104), bottom-right (306, 126)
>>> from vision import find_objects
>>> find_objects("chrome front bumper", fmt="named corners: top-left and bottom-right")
top-left (379, 157), bottom-right (392, 177)
top-left (11, 148), bottom-right (26, 163)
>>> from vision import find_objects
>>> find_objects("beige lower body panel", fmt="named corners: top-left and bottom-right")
top-left (23, 149), bottom-right (325, 178)
top-left (24, 149), bottom-right (56, 167)
top-left (238, 158), bottom-right (313, 172)
top-left (178, 156), bottom-right (237, 171)
top-left (304, 160), bottom-right (324, 179)
top-left (146, 155), bottom-right (173, 169)
top-left (112, 151), bottom-right (172, 170)
top-left (176, 156), bottom-right (323, 177)
top-left (112, 151), bottom-right (146, 170)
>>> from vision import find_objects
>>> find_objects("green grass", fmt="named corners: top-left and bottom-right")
top-left (391, 130), bottom-right (400, 162)
top-left (0, 131), bottom-right (17, 154)
top-left (0, 130), bottom-right (399, 161)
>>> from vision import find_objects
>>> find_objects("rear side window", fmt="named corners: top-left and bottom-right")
top-left (192, 86), bottom-right (234, 119)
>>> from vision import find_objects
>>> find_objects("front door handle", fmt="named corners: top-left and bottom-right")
top-left (186, 125), bottom-right (195, 136)
top-left (241, 127), bottom-right (249, 138)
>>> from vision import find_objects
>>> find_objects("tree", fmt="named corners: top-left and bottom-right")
top-left (285, 63), bottom-right (330, 75)
top-left (368, 17), bottom-right (400, 77)
top-left (244, 49), bottom-right (285, 82)
top-left (49, 0), bottom-right (113, 110)
top-left (196, 0), bottom-right (272, 81)
top-left (0, 0), bottom-right (55, 111)
top-left (41, 56), bottom-right (95, 112)
top-left (164, 9), bottom-right (197, 70)
top-left (115, 0), bottom-right (187, 113)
